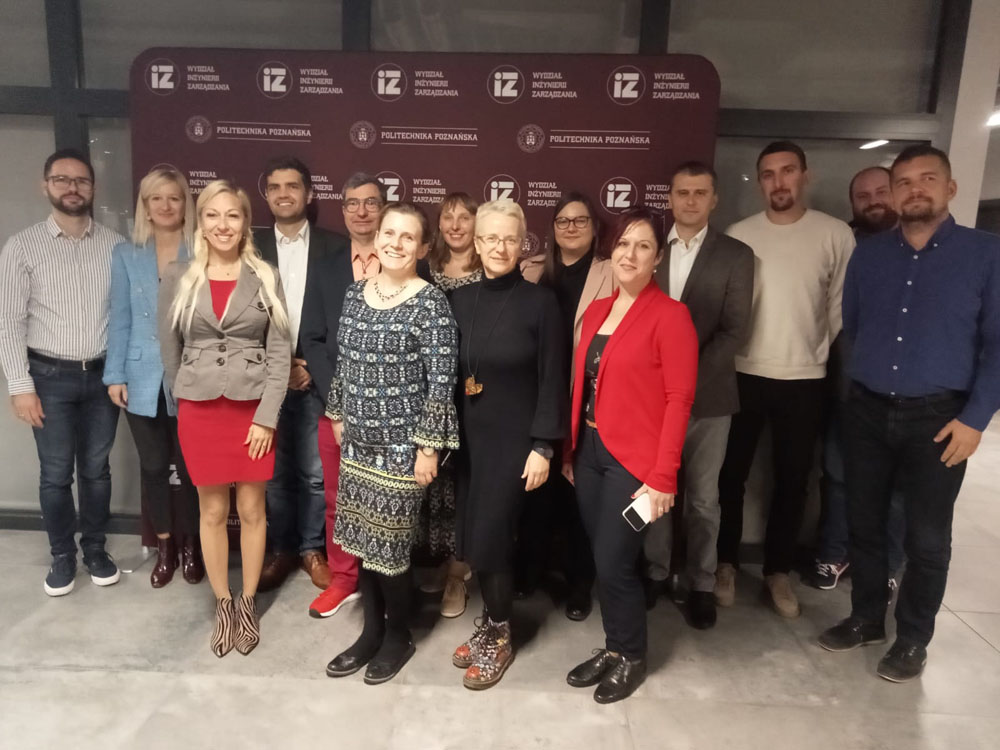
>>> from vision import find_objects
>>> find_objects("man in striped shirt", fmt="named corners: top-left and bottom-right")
top-left (0, 148), bottom-right (127, 597)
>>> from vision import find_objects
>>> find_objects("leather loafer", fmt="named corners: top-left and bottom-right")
top-left (818, 617), bottom-right (887, 652)
top-left (876, 640), bottom-right (927, 682)
top-left (258, 552), bottom-right (299, 592)
top-left (302, 549), bottom-right (332, 591)
top-left (567, 649), bottom-right (617, 688)
top-left (687, 591), bottom-right (717, 630)
top-left (326, 646), bottom-right (378, 678)
top-left (594, 654), bottom-right (647, 704)
top-left (363, 640), bottom-right (416, 685)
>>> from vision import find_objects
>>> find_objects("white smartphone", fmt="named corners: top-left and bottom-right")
top-left (622, 492), bottom-right (652, 532)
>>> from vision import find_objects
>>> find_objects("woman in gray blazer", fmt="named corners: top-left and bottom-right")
top-left (159, 179), bottom-right (291, 658)
top-left (104, 168), bottom-right (203, 589)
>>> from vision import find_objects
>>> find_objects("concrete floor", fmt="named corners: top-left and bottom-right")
top-left (2, 425), bottom-right (1000, 749)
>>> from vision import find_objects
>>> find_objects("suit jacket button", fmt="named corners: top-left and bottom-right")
top-left (257, 302), bottom-right (265, 309)
top-left (216, 357), bottom-right (225, 366)
top-left (182, 355), bottom-right (189, 363)
top-left (216, 331), bottom-right (224, 339)
top-left (256, 353), bottom-right (263, 361)
top-left (218, 344), bottom-right (227, 352)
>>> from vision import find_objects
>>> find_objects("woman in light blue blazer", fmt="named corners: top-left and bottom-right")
top-left (104, 168), bottom-right (203, 588)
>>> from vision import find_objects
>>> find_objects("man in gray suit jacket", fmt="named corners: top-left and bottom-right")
top-left (646, 161), bottom-right (754, 629)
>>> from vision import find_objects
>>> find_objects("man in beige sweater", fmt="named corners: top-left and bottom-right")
top-left (714, 141), bottom-right (855, 618)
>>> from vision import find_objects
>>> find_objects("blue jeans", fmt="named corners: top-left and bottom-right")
top-left (29, 356), bottom-right (120, 557)
top-left (820, 404), bottom-right (906, 576)
top-left (266, 387), bottom-right (326, 554)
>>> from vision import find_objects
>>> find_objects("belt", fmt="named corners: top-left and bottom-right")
top-left (28, 349), bottom-right (104, 371)
top-left (852, 382), bottom-right (966, 407)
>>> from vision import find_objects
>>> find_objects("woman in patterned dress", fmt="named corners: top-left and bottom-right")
top-left (324, 202), bottom-right (460, 685)
top-left (420, 192), bottom-right (481, 617)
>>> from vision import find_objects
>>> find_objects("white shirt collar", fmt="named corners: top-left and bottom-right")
top-left (275, 221), bottom-right (309, 246)
top-left (667, 223), bottom-right (708, 253)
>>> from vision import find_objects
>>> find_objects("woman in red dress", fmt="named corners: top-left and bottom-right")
top-left (159, 179), bottom-right (290, 657)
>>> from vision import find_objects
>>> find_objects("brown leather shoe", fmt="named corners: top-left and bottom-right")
top-left (302, 549), bottom-right (331, 590)
top-left (180, 535), bottom-right (204, 584)
top-left (258, 552), bottom-right (299, 592)
top-left (150, 536), bottom-right (177, 588)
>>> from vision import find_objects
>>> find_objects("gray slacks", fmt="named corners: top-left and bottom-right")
top-left (644, 415), bottom-right (731, 592)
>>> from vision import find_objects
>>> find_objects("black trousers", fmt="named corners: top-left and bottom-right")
top-left (574, 426), bottom-right (646, 658)
top-left (717, 374), bottom-right (825, 574)
top-left (515, 470), bottom-right (596, 596)
top-left (123, 391), bottom-right (198, 536)
top-left (845, 385), bottom-right (967, 648)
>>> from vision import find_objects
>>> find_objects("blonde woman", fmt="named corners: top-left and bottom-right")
top-left (105, 168), bottom-right (202, 589)
top-left (159, 179), bottom-right (291, 657)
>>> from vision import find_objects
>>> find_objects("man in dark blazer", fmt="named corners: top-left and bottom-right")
top-left (646, 161), bottom-right (755, 629)
top-left (253, 157), bottom-right (356, 619)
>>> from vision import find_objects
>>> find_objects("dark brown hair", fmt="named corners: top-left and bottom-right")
top-left (541, 191), bottom-right (603, 286)
top-left (428, 192), bottom-right (481, 273)
top-left (605, 205), bottom-right (666, 259)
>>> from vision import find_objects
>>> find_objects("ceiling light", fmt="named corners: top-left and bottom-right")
top-left (860, 140), bottom-right (889, 150)
top-left (987, 110), bottom-right (1000, 127)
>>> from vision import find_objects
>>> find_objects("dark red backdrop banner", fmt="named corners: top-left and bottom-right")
top-left (130, 49), bottom-right (719, 253)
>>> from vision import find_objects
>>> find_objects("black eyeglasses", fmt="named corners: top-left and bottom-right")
top-left (47, 175), bottom-right (94, 190)
top-left (344, 197), bottom-right (383, 213)
top-left (554, 216), bottom-right (591, 230)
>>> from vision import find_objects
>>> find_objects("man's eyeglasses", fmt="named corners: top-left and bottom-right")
top-left (475, 235), bottom-right (522, 250)
top-left (343, 197), bottom-right (383, 213)
top-left (47, 175), bottom-right (93, 190)
top-left (554, 216), bottom-right (591, 230)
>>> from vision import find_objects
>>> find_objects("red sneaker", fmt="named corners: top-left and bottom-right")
top-left (309, 585), bottom-right (360, 618)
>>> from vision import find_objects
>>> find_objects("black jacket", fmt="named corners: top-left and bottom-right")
top-left (654, 227), bottom-right (754, 419)
top-left (255, 225), bottom-right (352, 400)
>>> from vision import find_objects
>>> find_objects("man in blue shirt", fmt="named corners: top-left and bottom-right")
top-left (818, 145), bottom-right (1000, 682)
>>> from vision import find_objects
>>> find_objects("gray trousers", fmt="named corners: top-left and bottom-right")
top-left (644, 415), bottom-right (731, 592)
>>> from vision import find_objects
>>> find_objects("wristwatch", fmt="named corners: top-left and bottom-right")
top-left (419, 445), bottom-right (437, 457)
top-left (532, 442), bottom-right (554, 460)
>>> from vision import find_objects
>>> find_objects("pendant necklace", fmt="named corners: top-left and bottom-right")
top-left (373, 275), bottom-right (409, 303)
top-left (464, 277), bottom-right (519, 396)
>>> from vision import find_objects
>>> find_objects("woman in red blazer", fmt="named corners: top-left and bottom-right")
top-left (562, 206), bottom-right (698, 704)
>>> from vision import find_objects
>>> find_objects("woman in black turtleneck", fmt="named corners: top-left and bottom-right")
top-left (518, 191), bottom-right (616, 619)
top-left (448, 199), bottom-right (568, 690)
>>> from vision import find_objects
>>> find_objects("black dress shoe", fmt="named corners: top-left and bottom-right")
top-left (326, 634), bottom-right (383, 678)
top-left (644, 579), bottom-right (669, 610)
top-left (687, 591), bottom-right (717, 630)
top-left (876, 640), bottom-right (927, 682)
top-left (567, 649), bottom-right (617, 688)
top-left (818, 617), bottom-right (887, 652)
top-left (364, 640), bottom-right (416, 685)
top-left (565, 589), bottom-right (592, 621)
top-left (594, 654), bottom-right (647, 704)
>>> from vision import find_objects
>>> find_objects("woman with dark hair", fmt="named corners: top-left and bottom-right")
top-left (563, 205), bottom-right (698, 703)
top-left (325, 202), bottom-right (460, 685)
top-left (419, 192), bottom-right (481, 617)
top-left (518, 191), bottom-right (616, 619)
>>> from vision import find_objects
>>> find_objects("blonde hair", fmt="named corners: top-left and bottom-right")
top-left (168, 179), bottom-right (288, 335)
top-left (132, 168), bottom-right (196, 247)
top-left (475, 199), bottom-right (526, 239)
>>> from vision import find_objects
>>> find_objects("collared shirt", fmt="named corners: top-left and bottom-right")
top-left (666, 224), bottom-right (708, 300)
top-left (844, 215), bottom-right (1000, 431)
top-left (274, 221), bottom-right (309, 346)
top-left (0, 215), bottom-right (124, 395)
top-left (352, 245), bottom-right (380, 281)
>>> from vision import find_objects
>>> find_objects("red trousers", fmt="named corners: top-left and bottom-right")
top-left (316, 415), bottom-right (359, 589)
